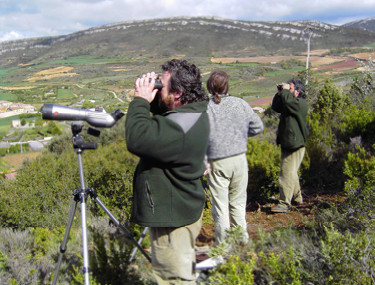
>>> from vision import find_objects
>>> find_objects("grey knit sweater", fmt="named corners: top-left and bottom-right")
top-left (206, 94), bottom-right (264, 160)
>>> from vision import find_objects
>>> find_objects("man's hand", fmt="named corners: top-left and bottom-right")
top-left (282, 83), bottom-right (290, 90)
top-left (134, 72), bottom-right (159, 103)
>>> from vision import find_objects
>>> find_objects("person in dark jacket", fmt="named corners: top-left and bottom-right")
top-left (271, 79), bottom-right (308, 213)
top-left (125, 59), bottom-right (209, 284)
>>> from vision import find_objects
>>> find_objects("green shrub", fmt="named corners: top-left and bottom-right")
top-left (206, 224), bottom-right (375, 285)
top-left (89, 221), bottom-right (149, 285)
top-left (83, 139), bottom-right (137, 222)
top-left (0, 151), bottom-right (78, 229)
top-left (312, 78), bottom-right (350, 123)
top-left (208, 254), bottom-right (256, 285)
top-left (246, 138), bottom-right (280, 202)
top-left (320, 225), bottom-right (375, 285)
top-left (339, 105), bottom-right (375, 144)
top-left (258, 247), bottom-right (301, 285)
top-left (303, 111), bottom-right (345, 190)
top-left (0, 137), bottom-right (137, 230)
top-left (342, 146), bottom-right (375, 229)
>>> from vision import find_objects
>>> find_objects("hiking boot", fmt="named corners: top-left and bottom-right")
top-left (292, 199), bottom-right (303, 206)
top-left (271, 205), bottom-right (289, 213)
top-left (196, 255), bottom-right (224, 270)
top-left (293, 194), bottom-right (303, 205)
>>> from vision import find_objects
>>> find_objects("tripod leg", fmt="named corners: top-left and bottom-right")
top-left (52, 199), bottom-right (78, 285)
top-left (92, 195), bottom-right (152, 263)
top-left (79, 192), bottom-right (90, 285)
top-left (129, 227), bottom-right (148, 263)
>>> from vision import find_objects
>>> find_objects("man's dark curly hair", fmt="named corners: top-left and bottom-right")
top-left (161, 59), bottom-right (208, 104)
top-left (287, 78), bottom-right (306, 99)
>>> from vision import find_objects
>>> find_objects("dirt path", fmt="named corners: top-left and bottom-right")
top-left (197, 189), bottom-right (345, 246)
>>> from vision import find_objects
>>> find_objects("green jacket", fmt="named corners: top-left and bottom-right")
top-left (272, 90), bottom-right (309, 150)
top-left (125, 97), bottom-right (209, 227)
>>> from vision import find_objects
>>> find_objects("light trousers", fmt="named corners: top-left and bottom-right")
top-left (150, 215), bottom-right (202, 284)
top-left (279, 147), bottom-right (305, 208)
top-left (208, 153), bottom-right (249, 244)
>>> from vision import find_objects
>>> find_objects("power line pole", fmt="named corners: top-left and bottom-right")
top-left (303, 27), bottom-right (313, 85)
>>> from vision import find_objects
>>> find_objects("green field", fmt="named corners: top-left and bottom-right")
top-left (57, 88), bottom-right (75, 99)
top-left (0, 93), bottom-right (15, 101)
top-left (0, 115), bottom-right (20, 127)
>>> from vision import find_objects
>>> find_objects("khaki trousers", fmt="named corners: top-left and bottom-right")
top-left (279, 147), bottom-right (305, 208)
top-left (150, 215), bottom-right (202, 284)
top-left (208, 153), bottom-right (249, 244)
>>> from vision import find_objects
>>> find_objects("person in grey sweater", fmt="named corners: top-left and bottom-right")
top-left (206, 70), bottom-right (264, 244)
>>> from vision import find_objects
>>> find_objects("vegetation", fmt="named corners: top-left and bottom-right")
top-left (0, 66), bottom-right (373, 283)
top-left (0, 17), bottom-right (374, 283)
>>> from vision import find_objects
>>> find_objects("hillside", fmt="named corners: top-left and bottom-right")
top-left (343, 17), bottom-right (375, 33)
top-left (1, 17), bottom-right (375, 67)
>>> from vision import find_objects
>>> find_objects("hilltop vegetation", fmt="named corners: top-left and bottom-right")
top-left (1, 17), bottom-right (375, 66)
top-left (0, 67), bottom-right (374, 284)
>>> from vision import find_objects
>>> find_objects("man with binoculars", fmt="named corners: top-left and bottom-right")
top-left (271, 79), bottom-right (309, 213)
top-left (125, 59), bottom-right (209, 284)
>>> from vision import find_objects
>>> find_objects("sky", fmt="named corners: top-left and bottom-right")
top-left (1, 0), bottom-right (375, 43)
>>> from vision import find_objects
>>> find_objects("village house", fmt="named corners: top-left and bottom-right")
top-left (0, 101), bottom-right (35, 114)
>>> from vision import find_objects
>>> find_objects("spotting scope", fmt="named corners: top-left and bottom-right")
top-left (42, 103), bottom-right (124, 128)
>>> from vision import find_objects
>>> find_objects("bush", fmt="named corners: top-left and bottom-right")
top-left (207, 254), bottom-right (256, 284)
top-left (246, 138), bottom-right (280, 203)
top-left (0, 151), bottom-right (78, 229)
top-left (312, 78), bottom-right (350, 123)
top-left (319, 225), bottom-right (375, 284)
top-left (341, 146), bottom-right (375, 229)
top-left (339, 105), bottom-right (375, 146)
top-left (0, 137), bottom-right (137, 230)
top-left (207, 225), bottom-right (375, 285)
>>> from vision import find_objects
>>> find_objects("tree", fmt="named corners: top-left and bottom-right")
top-left (312, 78), bottom-right (350, 123)
top-left (350, 72), bottom-right (375, 107)
top-left (82, 100), bottom-right (96, 109)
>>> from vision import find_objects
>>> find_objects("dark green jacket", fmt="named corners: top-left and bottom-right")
top-left (125, 97), bottom-right (209, 227)
top-left (272, 90), bottom-right (309, 151)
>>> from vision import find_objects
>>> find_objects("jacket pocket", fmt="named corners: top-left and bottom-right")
top-left (134, 174), bottom-right (173, 223)
top-left (145, 181), bottom-right (155, 214)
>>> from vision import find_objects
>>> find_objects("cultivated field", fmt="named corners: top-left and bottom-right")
top-left (27, 66), bottom-right (78, 82)
top-left (211, 55), bottom-right (351, 68)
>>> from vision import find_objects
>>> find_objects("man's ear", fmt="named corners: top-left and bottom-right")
top-left (174, 91), bottom-right (182, 101)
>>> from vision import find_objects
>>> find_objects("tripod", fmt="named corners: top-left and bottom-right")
top-left (52, 122), bottom-right (151, 285)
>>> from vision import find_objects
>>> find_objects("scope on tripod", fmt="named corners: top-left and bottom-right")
top-left (42, 103), bottom-right (124, 128)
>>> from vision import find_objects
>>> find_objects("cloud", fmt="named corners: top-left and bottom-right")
top-left (0, 31), bottom-right (24, 42)
top-left (0, 0), bottom-right (374, 42)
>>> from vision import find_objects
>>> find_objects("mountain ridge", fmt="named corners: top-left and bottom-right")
top-left (1, 17), bottom-right (374, 67)
top-left (343, 17), bottom-right (375, 33)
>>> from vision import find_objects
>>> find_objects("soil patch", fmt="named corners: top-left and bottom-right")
top-left (197, 189), bottom-right (345, 246)
top-left (316, 57), bottom-right (360, 72)
top-left (248, 96), bottom-right (273, 107)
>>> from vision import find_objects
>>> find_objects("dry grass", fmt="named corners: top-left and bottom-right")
top-left (0, 86), bottom-right (36, 90)
top-left (2, 152), bottom-right (41, 169)
top-left (210, 54), bottom-right (346, 67)
top-left (349, 51), bottom-right (375, 60)
top-left (27, 66), bottom-right (78, 82)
